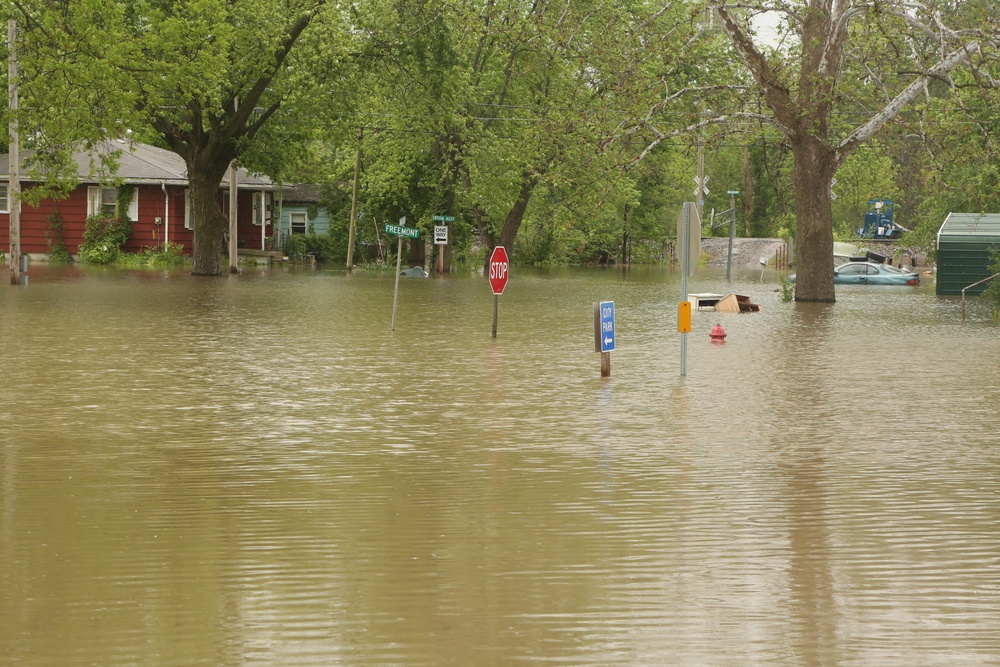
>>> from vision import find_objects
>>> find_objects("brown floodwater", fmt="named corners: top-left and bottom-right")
top-left (2, 263), bottom-right (999, 666)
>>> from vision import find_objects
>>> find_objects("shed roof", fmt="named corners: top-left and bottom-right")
top-left (937, 213), bottom-right (1000, 245)
top-left (0, 140), bottom-right (273, 189)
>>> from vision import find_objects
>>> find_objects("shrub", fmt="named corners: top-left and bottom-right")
top-left (284, 234), bottom-right (309, 263)
top-left (46, 211), bottom-right (74, 264)
top-left (147, 243), bottom-right (185, 267)
top-left (79, 187), bottom-right (134, 265)
top-left (79, 214), bottom-right (132, 264)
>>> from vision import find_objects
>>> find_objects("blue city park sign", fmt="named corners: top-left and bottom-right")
top-left (595, 301), bottom-right (615, 353)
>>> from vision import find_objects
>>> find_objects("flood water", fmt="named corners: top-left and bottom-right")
top-left (2, 263), bottom-right (999, 666)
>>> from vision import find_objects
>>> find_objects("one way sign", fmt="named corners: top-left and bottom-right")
top-left (594, 301), bottom-right (616, 353)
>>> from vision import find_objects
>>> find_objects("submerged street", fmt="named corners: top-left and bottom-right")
top-left (2, 264), bottom-right (999, 666)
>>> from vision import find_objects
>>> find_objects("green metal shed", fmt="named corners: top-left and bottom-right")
top-left (935, 213), bottom-right (1000, 295)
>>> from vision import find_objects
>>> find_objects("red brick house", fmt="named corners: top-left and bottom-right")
top-left (0, 141), bottom-right (275, 259)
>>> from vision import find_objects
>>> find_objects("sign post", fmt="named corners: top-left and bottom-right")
top-left (432, 215), bottom-right (453, 275)
top-left (679, 202), bottom-right (693, 376)
top-left (594, 300), bottom-right (615, 377)
top-left (488, 246), bottom-right (509, 338)
top-left (385, 217), bottom-right (420, 331)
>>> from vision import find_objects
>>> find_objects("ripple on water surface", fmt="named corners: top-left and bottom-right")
top-left (2, 267), bottom-right (999, 666)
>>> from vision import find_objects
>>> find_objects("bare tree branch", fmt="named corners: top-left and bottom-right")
top-left (836, 42), bottom-right (980, 163)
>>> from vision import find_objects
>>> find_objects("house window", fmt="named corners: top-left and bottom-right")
top-left (88, 186), bottom-right (138, 221)
top-left (252, 191), bottom-right (272, 226)
top-left (289, 211), bottom-right (308, 235)
top-left (0, 183), bottom-right (8, 213)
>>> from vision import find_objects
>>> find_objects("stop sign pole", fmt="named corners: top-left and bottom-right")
top-left (489, 246), bottom-right (509, 338)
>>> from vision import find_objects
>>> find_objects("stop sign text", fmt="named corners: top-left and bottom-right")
top-left (489, 246), bottom-right (509, 295)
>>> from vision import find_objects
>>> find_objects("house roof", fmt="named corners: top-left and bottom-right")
top-left (0, 140), bottom-right (273, 189)
top-left (280, 183), bottom-right (325, 204)
top-left (937, 213), bottom-right (1000, 245)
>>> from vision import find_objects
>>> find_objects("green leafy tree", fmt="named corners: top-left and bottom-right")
top-left (706, 0), bottom-right (993, 302)
top-left (3, 0), bottom-right (139, 203)
top-left (6, 0), bottom-right (354, 275)
top-left (127, 0), bottom-right (346, 275)
top-left (345, 0), bottom-right (707, 270)
top-left (899, 62), bottom-right (1000, 254)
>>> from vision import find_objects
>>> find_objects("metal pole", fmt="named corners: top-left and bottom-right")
top-left (391, 235), bottom-right (403, 331)
top-left (726, 207), bottom-right (735, 282)
top-left (726, 191), bottom-right (738, 282)
top-left (680, 202), bottom-right (691, 376)
top-left (491, 294), bottom-right (499, 338)
top-left (961, 272), bottom-right (1000, 321)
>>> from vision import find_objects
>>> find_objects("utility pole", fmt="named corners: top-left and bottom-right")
top-left (228, 97), bottom-right (239, 273)
top-left (8, 19), bottom-right (21, 286)
top-left (695, 103), bottom-right (707, 229)
top-left (228, 161), bottom-right (238, 273)
top-left (696, 129), bottom-right (705, 227)
top-left (347, 127), bottom-right (363, 270)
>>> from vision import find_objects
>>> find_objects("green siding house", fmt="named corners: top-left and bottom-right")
top-left (278, 184), bottom-right (330, 238)
top-left (936, 213), bottom-right (1000, 295)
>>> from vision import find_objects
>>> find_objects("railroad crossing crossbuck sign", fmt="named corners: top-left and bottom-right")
top-left (489, 246), bottom-right (509, 295)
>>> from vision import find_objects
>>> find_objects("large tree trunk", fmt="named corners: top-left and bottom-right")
top-left (498, 176), bottom-right (534, 250)
top-left (791, 135), bottom-right (837, 302)
top-left (480, 170), bottom-right (539, 273)
top-left (187, 153), bottom-right (234, 276)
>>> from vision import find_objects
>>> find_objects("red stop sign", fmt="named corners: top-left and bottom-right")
top-left (489, 246), bottom-right (509, 295)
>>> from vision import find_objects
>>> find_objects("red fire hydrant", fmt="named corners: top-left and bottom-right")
top-left (709, 323), bottom-right (727, 343)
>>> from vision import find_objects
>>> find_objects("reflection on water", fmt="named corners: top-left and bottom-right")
top-left (2, 264), bottom-right (1000, 666)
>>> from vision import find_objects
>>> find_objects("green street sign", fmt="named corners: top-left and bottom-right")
top-left (432, 215), bottom-right (455, 222)
top-left (384, 224), bottom-right (420, 239)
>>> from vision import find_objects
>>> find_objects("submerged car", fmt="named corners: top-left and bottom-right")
top-left (790, 261), bottom-right (920, 286)
top-left (833, 261), bottom-right (920, 285)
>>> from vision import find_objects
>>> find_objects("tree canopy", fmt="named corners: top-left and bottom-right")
top-left (4, 0), bottom-right (999, 285)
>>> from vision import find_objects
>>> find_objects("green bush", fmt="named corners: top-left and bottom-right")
top-left (147, 243), bottom-right (185, 267)
top-left (284, 234), bottom-right (309, 262)
top-left (79, 187), bottom-right (134, 265)
top-left (79, 214), bottom-right (131, 264)
top-left (47, 211), bottom-right (74, 264)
